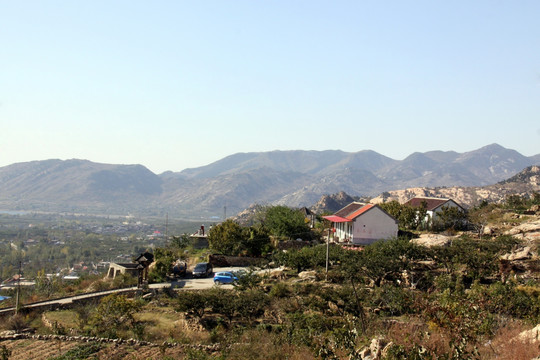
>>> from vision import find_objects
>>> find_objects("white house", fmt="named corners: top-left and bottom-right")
top-left (403, 197), bottom-right (465, 226)
top-left (324, 202), bottom-right (398, 245)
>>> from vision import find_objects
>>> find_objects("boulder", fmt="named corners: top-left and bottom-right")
top-left (297, 270), bottom-right (317, 281)
top-left (412, 234), bottom-right (453, 248)
top-left (516, 324), bottom-right (540, 343)
top-left (504, 219), bottom-right (540, 242)
top-left (356, 337), bottom-right (389, 360)
top-left (500, 246), bottom-right (532, 261)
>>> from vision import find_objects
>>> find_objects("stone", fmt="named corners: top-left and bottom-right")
top-left (516, 324), bottom-right (540, 343)
top-left (500, 246), bottom-right (532, 261)
top-left (412, 234), bottom-right (453, 248)
top-left (297, 270), bottom-right (317, 280)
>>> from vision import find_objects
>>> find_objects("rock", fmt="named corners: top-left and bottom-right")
top-left (268, 267), bottom-right (286, 279)
top-left (357, 347), bottom-right (373, 360)
top-left (504, 219), bottom-right (540, 240)
top-left (500, 246), bottom-right (532, 261)
top-left (412, 234), bottom-right (453, 248)
top-left (297, 270), bottom-right (317, 280)
top-left (369, 337), bottom-right (387, 359)
top-left (483, 226), bottom-right (495, 235)
top-left (516, 324), bottom-right (540, 343)
top-left (381, 342), bottom-right (394, 358)
top-left (356, 337), bottom-right (388, 359)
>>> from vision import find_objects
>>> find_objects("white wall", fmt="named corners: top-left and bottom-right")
top-left (351, 207), bottom-right (398, 245)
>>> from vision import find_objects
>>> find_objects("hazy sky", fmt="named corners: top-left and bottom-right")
top-left (1, 1), bottom-right (539, 174)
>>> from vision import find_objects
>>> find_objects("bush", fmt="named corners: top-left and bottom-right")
top-left (5, 314), bottom-right (30, 332)
top-left (88, 294), bottom-right (143, 338)
top-left (370, 284), bottom-right (415, 316)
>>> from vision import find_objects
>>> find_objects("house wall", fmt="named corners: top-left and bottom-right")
top-left (351, 207), bottom-right (398, 245)
top-left (334, 221), bottom-right (353, 242)
top-left (106, 264), bottom-right (139, 279)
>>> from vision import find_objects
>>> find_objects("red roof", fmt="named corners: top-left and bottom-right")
top-left (323, 215), bottom-right (351, 223)
top-left (325, 203), bottom-right (377, 222)
top-left (346, 204), bottom-right (375, 219)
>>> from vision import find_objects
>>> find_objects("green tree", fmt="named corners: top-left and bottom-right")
top-left (261, 206), bottom-right (312, 239)
top-left (207, 219), bottom-right (245, 255)
top-left (378, 200), bottom-right (402, 221)
top-left (35, 269), bottom-right (62, 298)
top-left (342, 238), bottom-right (426, 287)
top-left (149, 247), bottom-right (177, 282)
top-left (176, 290), bottom-right (212, 320)
top-left (432, 205), bottom-right (468, 231)
top-left (170, 233), bottom-right (190, 249)
top-left (88, 294), bottom-right (143, 338)
top-left (242, 225), bottom-right (272, 256)
top-left (505, 194), bottom-right (526, 211)
top-left (379, 201), bottom-right (428, 230)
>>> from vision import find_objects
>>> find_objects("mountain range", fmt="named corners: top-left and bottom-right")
top-left (0, 144), bottom-right (539, 219)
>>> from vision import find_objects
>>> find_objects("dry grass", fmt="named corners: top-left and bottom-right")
top-left (134, 307), bottom-right (211, 344)
top-left (225, 329), bottom-right (315, 360)
top-left (43, 310), bottom-right (79, 330)
top-left (479, 322), bottom-right (540, 360)
top-left (382, 318), bottom-right (540, 360)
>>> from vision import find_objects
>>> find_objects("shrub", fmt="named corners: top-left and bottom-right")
top-left (88, 294), bottom-right (143, 338)
top-left (5, 314), bottom-right (30, 332)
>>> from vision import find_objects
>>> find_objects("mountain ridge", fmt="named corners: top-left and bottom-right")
top-left (0, 144), bottom-right (538, 218)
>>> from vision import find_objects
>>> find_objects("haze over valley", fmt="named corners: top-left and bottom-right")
top-left (1, 143), bottom-right (538, 219)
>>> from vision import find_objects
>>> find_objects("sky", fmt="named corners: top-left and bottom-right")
top-left (1, 1), bottom-right (539, 174)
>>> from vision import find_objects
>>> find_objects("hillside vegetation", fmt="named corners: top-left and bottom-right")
top-left (1, 194), bottom-right (540, 359)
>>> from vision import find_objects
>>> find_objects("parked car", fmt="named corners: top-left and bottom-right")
top-left (213, 272), bottom-right (238, 285)
top-left (192, 262), bottom-right (213, 278)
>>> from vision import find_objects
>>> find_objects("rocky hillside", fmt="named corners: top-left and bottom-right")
top-left (369, 166), bottom-right (540, 209)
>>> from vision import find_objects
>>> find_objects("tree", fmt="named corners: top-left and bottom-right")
top-left (35, 269), bottom-right (62, 298)
top-left (242, 225), bottom-right (272, 256)
top-left (149, 247), bottom-right (177, 282)
top-left (176, 290), bottom-right (212, 320)
top-left (89, 294), bottom-right (142, 338)
top-left (379, 201), bottom-right (428, 230)
top-left (342, 238), bottom-right (426, 287)
top-left (260, 206), bottom-right (312, 239)
top-left (432, 205), bottom-right (468, 231)
top-left (207, 219), bottom-right (245, 255)
top-left (170, 233), bottom-right (190, 249)
top-left (378, 200), bottom-right (402, 221)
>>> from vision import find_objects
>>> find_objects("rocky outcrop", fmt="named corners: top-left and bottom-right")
top-left (411, 234), bottom-right (454, 247)
top-left (516, 324), bottom-right (540, 343)
top-left (504, 219), bottom-right (540, 243)
top-left (500, 247), bottom-right (533, 261)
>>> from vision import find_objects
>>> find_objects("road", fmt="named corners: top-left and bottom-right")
top-left (164, 266), bottom-right (244, 290)
top-left (0, 267), bottom-right (245, 316)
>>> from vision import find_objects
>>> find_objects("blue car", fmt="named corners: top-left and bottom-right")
top-left (213, 271), bottom-right (238, 285)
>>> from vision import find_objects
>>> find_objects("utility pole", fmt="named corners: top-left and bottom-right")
top-left (15, 260), bottom-right (21, 314)
top-left (326, 228), bottom-right (330, 282)
top-left (165, 212), bottom-right (169, 239)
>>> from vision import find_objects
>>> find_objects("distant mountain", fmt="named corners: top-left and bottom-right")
top-left (0, 144), bottom-right (538, 218)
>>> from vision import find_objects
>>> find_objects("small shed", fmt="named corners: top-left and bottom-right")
top-left (106, 252), bottom-right (154, 287)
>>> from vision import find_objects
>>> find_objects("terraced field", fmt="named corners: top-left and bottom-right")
top-left (0, 338), bottom-right (213, 359)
